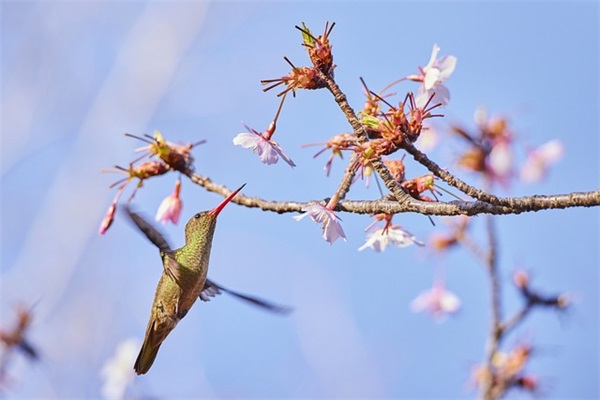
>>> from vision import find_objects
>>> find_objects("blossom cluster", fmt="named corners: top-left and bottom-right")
top-left (471, 342), bottom-right (540, 396)
top-left (452, 108), bottom-right (563, 186)
top-left (230, 23), bottom-right (460, 249)
top-left (98, 131), bottom-right (202, 235)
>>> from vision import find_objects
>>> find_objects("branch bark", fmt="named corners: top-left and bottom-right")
top-left (185, 170), bottom-right (600, 216)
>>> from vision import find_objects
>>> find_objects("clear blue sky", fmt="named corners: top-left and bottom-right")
top-left (2, 2), bottom-right (598, 398)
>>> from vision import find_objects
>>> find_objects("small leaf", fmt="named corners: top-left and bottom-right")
top-left (301, 22), bottom-right (314, 46)
top-left (361, 114), bottom-right (380, 129)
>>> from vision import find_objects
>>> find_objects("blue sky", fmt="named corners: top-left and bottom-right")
top-left (1, 2), bottom-right (598, 398)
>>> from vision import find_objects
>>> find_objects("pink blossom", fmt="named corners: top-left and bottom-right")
top-left (415, 126), bottom-right (439, 153)
top-left (416, 85), bottom-right (450, 109)
top-left (409, 44), bottom-right (457, 107)
top-left (410, 281), bottom-right (461, 322)
top-left (155, 179), bottom-right (183, 224)
top-left (233, 123), bottom-right (296, 167)
top-left (294, 204), bottom-right (346, 244)
top-left (421, 44), bottom-right (457, 89)
top-left (520, 139), bottom-right (564, 182)
top-left (358, 226), bottom-right (424, 252)
top-left (487, 140), bottom-right (514, 184)
top-left (98, 202), bottom-right (117, 235)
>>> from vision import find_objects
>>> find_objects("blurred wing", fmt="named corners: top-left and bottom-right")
top-left (125, 206), bottom-right (172, 252)
top-left (201, 279), bottom-right (293, 315)
top-left (199, 279), bottom-right (222, 301)
top-left (18, 340), bottom-right (40, 361)
top-left (125, 206), bottom-right (182, 282)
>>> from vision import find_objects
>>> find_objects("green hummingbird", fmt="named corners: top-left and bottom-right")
top-left (125, 184), bottom-right (291, 375)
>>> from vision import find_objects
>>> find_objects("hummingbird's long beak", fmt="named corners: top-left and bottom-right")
top-left (208, 183), bottom-right (246, 217)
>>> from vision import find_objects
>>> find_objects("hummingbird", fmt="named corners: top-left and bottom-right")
top-left (125, 184), bottom-right (291, 375)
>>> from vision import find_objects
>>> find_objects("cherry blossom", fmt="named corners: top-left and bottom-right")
top-left (408, 44), bottom-right (457, 107)
top-left (155, 179), bottom-right (183, 224)
top-left (233, 122), bottom-right (296, 168)
top-left (294, 203), bottom-right (346, 244)
top-left (410, 280), bottom-right (461, 321)
top-left (520, 139), bottom-right (564, 182)
top-left (98, 202), bottom-right (117, 235)
top-left (358, 226), bottom-right (424, 252)
top-left (488, 140), bottom-right (514, 184)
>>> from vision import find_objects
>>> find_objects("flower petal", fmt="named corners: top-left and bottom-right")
top-left (271, 141), bottom-right (297, 168)
top-left (423, 68), bottom-right (441, 90)
top-left (424, 43), bottom-right (441, 71)
top-left (155, 194), bottom-right (182, 224)
top-left (233, 132), bottom-right (261, 148)
top-left (520, 140), bottom-right (564, 182)
top-left (488, 141), bottom-right (513, 178)
top-left (322, 215), bottom-right (347, 244)
top-left (254, 140), bottom-right (280, 165)
top-left (294, 204), bottom-right (346, 244)
top-left (436, 55), bottom-right (457, 80)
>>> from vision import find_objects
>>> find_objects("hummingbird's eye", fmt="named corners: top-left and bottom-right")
top-left (194, 213), bottom-right (201, 219)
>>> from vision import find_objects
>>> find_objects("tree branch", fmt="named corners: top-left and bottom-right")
top-left (314, 68), bottom-right (415, 206)
top-left (184, 170), bottom-right (600, 216)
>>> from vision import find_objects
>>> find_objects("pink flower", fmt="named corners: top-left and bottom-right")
top-left (409, 44), bottom-right (457, 107)
top-left (294, 203), bottom-right (346, 244)
top-left (520, 139), bottom-right (564, 183)
top-left (410, 280), bottom-right (461, 321)
top-left (98, 202), bottom-right (117, 235)
top-left (358, 226), bottom-right (424, 252)
top-left (415, 126), bottom-right (439, 153)
top-left (155, 179), bottom-right (183, 224)
top-left (233, 122), bottom-right (296, 167)
top-left (487, 140), bottom-right (514, 185)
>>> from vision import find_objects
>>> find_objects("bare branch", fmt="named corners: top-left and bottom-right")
top-left (184, 170), bottom-right (600, 216)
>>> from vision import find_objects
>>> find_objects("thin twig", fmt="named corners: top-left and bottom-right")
top-left (481, 214), bottom-right (502, 400)
top-left (336, 153), bottom-right (359, 200)
top-left (500, 306), bottom-right (532, 337)
top-left (458, 233), bottom-right (488, 264)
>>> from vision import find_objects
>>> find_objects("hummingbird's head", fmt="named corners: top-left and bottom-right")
top-left (183, 184), bottom-right (246, 242)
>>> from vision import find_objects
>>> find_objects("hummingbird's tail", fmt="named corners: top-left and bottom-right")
top-left (134, 339), bottom-right (161, 375)
top-left (134, 318), bottom-right (164, 375)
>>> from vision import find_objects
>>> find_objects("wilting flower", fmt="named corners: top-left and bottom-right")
top-left (411, 280), bottom-right (461, 321)
top-left (302, 132), bottom-right (358, 176)
top-left (233, 122), bottom-right (296, 167)
top-left (294, 203), bottom-right (346, 244)
top-left (100, 338), bottom-right (139, 400)
top-left (155, 179), bottom-right (183, 224)
top-left (127, 131), bottom-right (204, 173)
top-left (358, 225), bottom-right (424, 252)
top-left (520, 139), bottom-right (563, 183)
top-left (408, 44), bottom-right (457, 106)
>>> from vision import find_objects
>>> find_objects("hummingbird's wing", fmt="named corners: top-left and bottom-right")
top-left (125, 206), bottom-right (182, 283)
top-left (18, 339), bottom-right (40, 361)
top-left (201, 279), bottom-right (293, 315)
top-left (161, 252), bottom-right (183, 285)
top-left (125, 207), bottom-right (172, 252)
